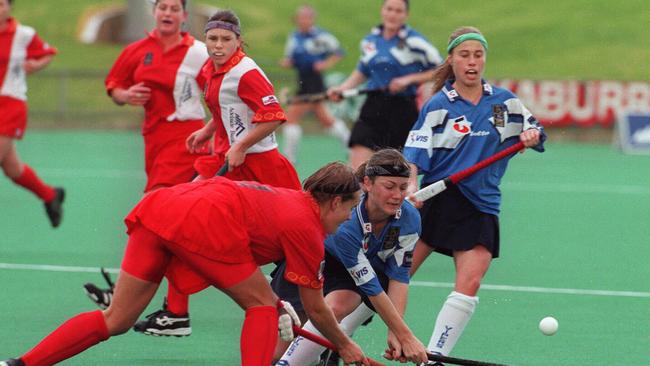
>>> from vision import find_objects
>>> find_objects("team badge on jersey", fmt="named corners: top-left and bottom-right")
top-left (382, 227), bottom-right (400, 250)
top-left (452, 116), bottom-right (471, 135)
top-left (492, 104), bottom-right (506, 127)
top-left (143, 52), bottom-right (154, 66)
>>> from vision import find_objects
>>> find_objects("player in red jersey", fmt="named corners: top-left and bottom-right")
top-left (126, 9), bottom-right (303, 335)
top-left (0, 0), bottom-right (64, 227)
top-left (104, 0), bottom-right (208, 192)
top-left (0, 162), bottom-right (373, 366)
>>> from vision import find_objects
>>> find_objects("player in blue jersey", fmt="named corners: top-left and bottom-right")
top-left (280, 5), bottom-right (349, 164)
top-left (328, 0), bottom-right (442, 169)
top-left (403, 26), bottom-right (546, 361)
top-left (275, 149), bottom-right (428, 365)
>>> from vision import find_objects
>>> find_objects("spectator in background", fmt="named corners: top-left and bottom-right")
top-left (280, 4), bottom-right (349, 164)
top-left (0, 0), bottom-right (64, 228)
top-left (328, 0), bottom-right (442, 169)
top-left (403, 26), bottom-right (545, 361)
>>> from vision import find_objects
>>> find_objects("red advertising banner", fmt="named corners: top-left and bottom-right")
top-left (491, 80), bottom-right (650, 128)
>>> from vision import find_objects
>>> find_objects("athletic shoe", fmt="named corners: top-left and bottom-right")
top-left (83, 268), bottom-right (115, 309)
top-left (318, 349), bottom-right (340, 366)
top-left (44, 187), bottom-right (65, 228)
top-left (83, 282), bottom-right (113, 309)
top-left (0, 358), bottom-right (25, 366)
top-left (133, 299), bottom-right (191, 337)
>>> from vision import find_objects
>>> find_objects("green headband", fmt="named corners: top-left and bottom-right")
top-left (446, 33), bottom-right (488, 54)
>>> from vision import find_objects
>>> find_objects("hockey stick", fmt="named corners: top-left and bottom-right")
top-left (427, 352), bottom-right (510, 366)
top-left (292, 325), bottom-right (386, 366)
top-left (410, 142), bottom-right (525, 203)
top-left (214, 160), bottom-right (229, 177)
top-left (280, 87), bottom-right (382, 105)
top-left (100, 267), bottom-right (115, 290)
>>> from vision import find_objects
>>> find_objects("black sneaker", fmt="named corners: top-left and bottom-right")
top-left (44, 187), bottom-right (65, 228)
top-left (0, 358), bottom-right (25, 366)
top-left (83, 268), bottom-right (114, 309)
top-left (318, 349), bottom-right (340, 366)
top-left (133, 299), bottom-right (191, 337)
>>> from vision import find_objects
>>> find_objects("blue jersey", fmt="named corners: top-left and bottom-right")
top-left (356, 25), bottom-right (441, 96)
top-left (284, 27), bottom-right (343, 73)
top-left (324, 194), bottom-right (421, 297)
top-left (404, 80), bottom-right (546, 215)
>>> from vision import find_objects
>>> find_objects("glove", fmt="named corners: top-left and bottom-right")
top-left (277, 300), bottom-right (301, 342)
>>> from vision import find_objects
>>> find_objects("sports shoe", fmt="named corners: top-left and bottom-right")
top-left (83, 268), bottom-right (115, 309)
top-left (0, 358), bottom-right (25, 366)
top-left (44, 187), bottom-right (65, 228)
top-left (133, 299), bottom-right (191, 337)
top-left (318, 349), bottom-right (340, 366)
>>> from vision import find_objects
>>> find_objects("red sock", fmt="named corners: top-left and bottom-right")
top-left (12, 165), bottom-right (55, 202)
top-left (21, 310), bottom-right (109, 366)
top-left (166, 282), bottom-right (189, 315)
top-left (240, 306), bottom-right (278, 366)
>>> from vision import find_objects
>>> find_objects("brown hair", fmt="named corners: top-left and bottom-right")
top-left (208, 9), bottom-right (241, 28)
top-left (155, 0), bottom-right (187, 10)
top-left (303, 162), bottom-right (360, 204)
top-left (355, 149), bottom-right (410, 182)
top-left (431, 26), bottom-right (484, 94)
top-left (383, 0), bottom-right (409, 11)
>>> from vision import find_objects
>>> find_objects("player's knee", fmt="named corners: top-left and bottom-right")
top-left (328, 302), bottom-right (350, 322)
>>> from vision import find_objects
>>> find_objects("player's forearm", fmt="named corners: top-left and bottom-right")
top-left (320, 54), bottom-right (342, 70)
top-left (339, 70), bottom-right (366, 90)
top-left (368, 291), bottom-right (412, 339)
top-left (25, 55), bottom-right (54, 74)
top-left (404, 69), bottom-right (435, 86)
top-left (109, 88), bottom-right (129, 106)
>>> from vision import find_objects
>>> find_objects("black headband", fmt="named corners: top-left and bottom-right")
top-left (365, 164), bottom-right (410, 178)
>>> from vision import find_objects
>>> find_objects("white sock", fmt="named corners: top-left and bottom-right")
top-left (276, 321), bottom-right (325, 366)
top-left (282, 124), bottom-right (302, 164)
top-left (339, 302), bottom-right (374, 336)
top-left (427, 291), bottom-right (478, 356)
top-left (326, 118), bottom-right (350, 146)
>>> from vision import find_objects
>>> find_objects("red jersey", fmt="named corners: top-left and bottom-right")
top-left (201, 49), bottom-right (286, 154)
top-left (105, 31), bottom-right (208, 135)
top-left (125, 177), bottom-right (325, 289)
top-left (0, 18), bottom-right (56, 138)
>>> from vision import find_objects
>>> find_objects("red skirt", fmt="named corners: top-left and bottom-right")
top-left (0, 96), bottom-right (27, 139)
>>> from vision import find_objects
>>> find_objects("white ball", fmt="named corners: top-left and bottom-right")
top-left (539, 316), bottom-right (559, 336)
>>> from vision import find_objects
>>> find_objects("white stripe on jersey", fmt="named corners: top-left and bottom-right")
top-left (166, 40), bottom-right (208, 121)
top-left (1, 24), bottom-right (35, 100)
top-left (218, 57), bottom-right (278, 153)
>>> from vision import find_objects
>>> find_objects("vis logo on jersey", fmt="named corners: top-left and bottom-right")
top-left (348, 262), bottom-right (374, 285)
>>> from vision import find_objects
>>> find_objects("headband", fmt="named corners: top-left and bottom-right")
top-left (446, 33), bottom-right (488, 54)
top-left (365, 164), bottom-right (410, 178)
top-left (204, 20), bottom-right (241, 36)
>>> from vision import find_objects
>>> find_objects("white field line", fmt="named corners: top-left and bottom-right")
top-left (34, 168), bottom-right (650, 195)
top-left (2, 262), bottom-right (649, 298)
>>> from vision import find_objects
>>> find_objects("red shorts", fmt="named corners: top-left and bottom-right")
top-left (0, 96), bottom-right (27, 139)
top-left (194, 148), bottom-right (301, 190)
top-left (143, 120), bottom-right (206, 192)
top-left (121, 224), bottom-right (257, 289)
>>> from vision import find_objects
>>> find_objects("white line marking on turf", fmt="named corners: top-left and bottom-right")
top-left (2, 262), bottom-right (649, 298)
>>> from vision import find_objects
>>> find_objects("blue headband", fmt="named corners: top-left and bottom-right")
top-left (446, 33), bottom-right (488, 54)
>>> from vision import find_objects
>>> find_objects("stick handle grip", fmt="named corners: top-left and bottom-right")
top-left (291, 326), bottom-right (385, 366)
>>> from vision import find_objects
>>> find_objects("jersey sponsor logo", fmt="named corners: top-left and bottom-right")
top-left (403, 251), bottom-right (413, 268)
top-left (469, 130), bottom-right (490, 137)
top-left (143, 52), bottom-right (154, 66)
top-left (452, 116), bottom-right (471, 134)
top-left (349, 266), bottom-right (370, 283)
top-left (228, 107), bottom-right (246, 137)
top-left (492, 104), bottom-right (506, 127)
top-left (348, 262), bottom-right (374, 286)
top-left (362, 235), bottom-right (370, 252)
top-left (262, 95), bottom-right (279, 106)
top-left (382, 227), bottom-right (400, 250)
top-left (362, 41), bottom-right (376, 54)
top-left (408, 131), bottom-right (429, 144)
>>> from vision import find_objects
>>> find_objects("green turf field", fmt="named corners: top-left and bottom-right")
top-left (1, 132), bottom-right (649, 365)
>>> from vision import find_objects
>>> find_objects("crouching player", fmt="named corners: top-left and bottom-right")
top-left (0, 162), bottom-right (371, 366)
top-left (275, 149), bottom-right (428, 365)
